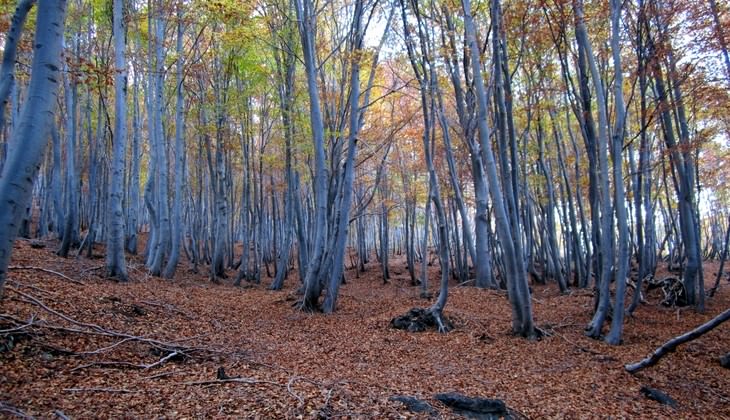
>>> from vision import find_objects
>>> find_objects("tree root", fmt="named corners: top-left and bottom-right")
top-left (390, 307), bottom-right (453, 333)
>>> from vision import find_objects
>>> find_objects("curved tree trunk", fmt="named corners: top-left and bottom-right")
top-left (464, 0), bottom-right (536, 338)
top-left (0, 0), bottom-right (67, 296)
top-left (0, 0), bottom-right (36, 147)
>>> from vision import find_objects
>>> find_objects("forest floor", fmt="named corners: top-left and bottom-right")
top-left (1, 238), bottom-right (729, 419)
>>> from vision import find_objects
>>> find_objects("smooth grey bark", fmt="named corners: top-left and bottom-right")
top-left (709, 216), bottom-right (730, 296)
top-left (464, 0), bottom-right (536, 338)
top-left (628, 3), bottom-right (655, 313)
top-left (126, 5), bottom-right (142, 255)
top-left (707, 0), bottom-right (730, 84)
top-left (566, 5), bottom-right (602, 284)
top-left (536, 112), bottom-right (567, 293)
top-left (0, 0), bottom-right (67, 296)
top-left (647, 20), bottom-right (701, 309)
top-left (574, 0), bottom-right (614, 339)
top-left (51, 125), bottom-right (63, 237)
top-left (666, 45), bottom-right (703, 310)
top-left (148, 13), bottom-right (171, 277)
top-left (400, 0), bottom-right (450, 331)
top-left (163, 8), bottom-right (186, 279)
top-left (270, 6), bottom-right (297, 291)
top-left (106, 0), bottom-right (128, 281)
top-left (57, 36), bottom-right (80, 258)
top-left (490, 0), bottom-right (534, 326)
top-left (550, 107), bottom-right (584, 288)
top-left (235, 98), bottom-right (254, 284)
top-left (438, 4), bottom-right (494, 289)
top-left (209, 50), bottom-right (231, 282)
top-left (296, 0), bottom-right (329, 311)
top-left (420, 185), bottom-right (432, 296)
top-left (0, 0), bottom-right (36, 144)
top-left (80, 93), bottom-right (101, 258)
top-left (322, 0), bottom-right (364, 313)
top-left (380, 175), bottom-right (391, 282)
top-left (605, 0), bottom-right (630, 345)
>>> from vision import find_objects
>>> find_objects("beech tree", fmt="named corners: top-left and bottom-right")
top-left (0, 0), bottom-right (68, 296)
top-left (106, 0), bottom-right (128, 281)
top-left (0, 0), bottom-right (727, 345)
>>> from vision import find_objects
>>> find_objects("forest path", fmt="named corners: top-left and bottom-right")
top-left (1, 238), bottom-right (728, 418)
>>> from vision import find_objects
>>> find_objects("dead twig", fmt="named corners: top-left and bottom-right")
top-left (6, 287), bottom-right (229, 360)
top-left (9, 280), bottom-right (56, 296)
top-left (287, 376), bottom-right (306, 406)
top-left (0, 314), bottom-right (35, 333)
top-left (80, 265), bottom-right (105, 275)
top-left (8, 266), bottom-right (84, 285)
top-left (143, 370), bottom-right (183, 380)
top-left (70, 351), bottom-right (180, 372)
top-left (182, 377), bottom-right (282, 387)
top-left (63, 387), bottom-right (140, 394)
top-left (546, 328), bottom-right (601, 355)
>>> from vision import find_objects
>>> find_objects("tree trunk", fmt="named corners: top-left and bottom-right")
top-left (0, 0), bottom-right (67, 296)
top-left (163, 8), bottom-right (186, 279)
top-left (106, 0), bottom-right (128, 281)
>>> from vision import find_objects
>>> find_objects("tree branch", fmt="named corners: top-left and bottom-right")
top-left (625, 308), bottom-right (730, 374)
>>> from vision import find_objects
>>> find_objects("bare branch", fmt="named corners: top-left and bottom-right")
top-left (8, 266), bottom-right (84, 285)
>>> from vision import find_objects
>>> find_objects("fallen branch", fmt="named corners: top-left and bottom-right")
top-left (287, 377), bottom-right (306, 406)
top-left (7, 287), bottom-right (231, 360)
top-left (8, 266), bottom-right (84, 285)
top-left (63, 387), bottom-right (140, 394)
top-left (547, 328), bottom-right (601, 355)
top-left (80, 265), bottom-right (105, 275)
top-left (0, 400), bottom-right (34, 419)
top-left (143, 371), bottom-right (182, 380)
top-left (0, 314), bottom-right (35, 334)
top-left (182, 377), bottom-right (281, 387)
top-left (625, 308), bottom-right (730, 374)
top-left (9, 280), bottom-right (55, 296)
top-left (70, 351), bottom-right (180, 372)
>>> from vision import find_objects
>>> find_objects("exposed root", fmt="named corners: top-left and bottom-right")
top-left (390, 307), bottom-right (453, 333)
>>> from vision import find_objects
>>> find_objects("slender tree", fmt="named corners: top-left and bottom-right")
top-left (106, 0), bottom-right (129, 281)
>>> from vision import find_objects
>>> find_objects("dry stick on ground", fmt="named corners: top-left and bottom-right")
top-left (0, 314), bottom-right (35, 333)
top-left (182, 377), bottom-right (283, 387)
top-left (8, 266), bottom-right (85, 285)
top-left (79, 265), bottom-right (105, 275)
top-left (625, 308), bottom-right (730, 374)
top-left (9, 280), bottom-right (56, 296)
top-left (63, 387), bottom-right (141, 394)
top-left (143, 370), bottom-right (183, 380)
top-left (70, 351), bottom-right (181, 372)
top-left (0, 401), bottom-right (34, 419)
top-left (545, 327), bottom-right (601, 355)
top-left (6, 287), bottom-right (230, 359)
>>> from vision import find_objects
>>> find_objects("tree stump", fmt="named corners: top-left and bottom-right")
top-left (390, 308), bottom-right (453, 333)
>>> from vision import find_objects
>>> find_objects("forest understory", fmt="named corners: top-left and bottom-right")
top-left (1, 237), bottom-right (728, 419)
